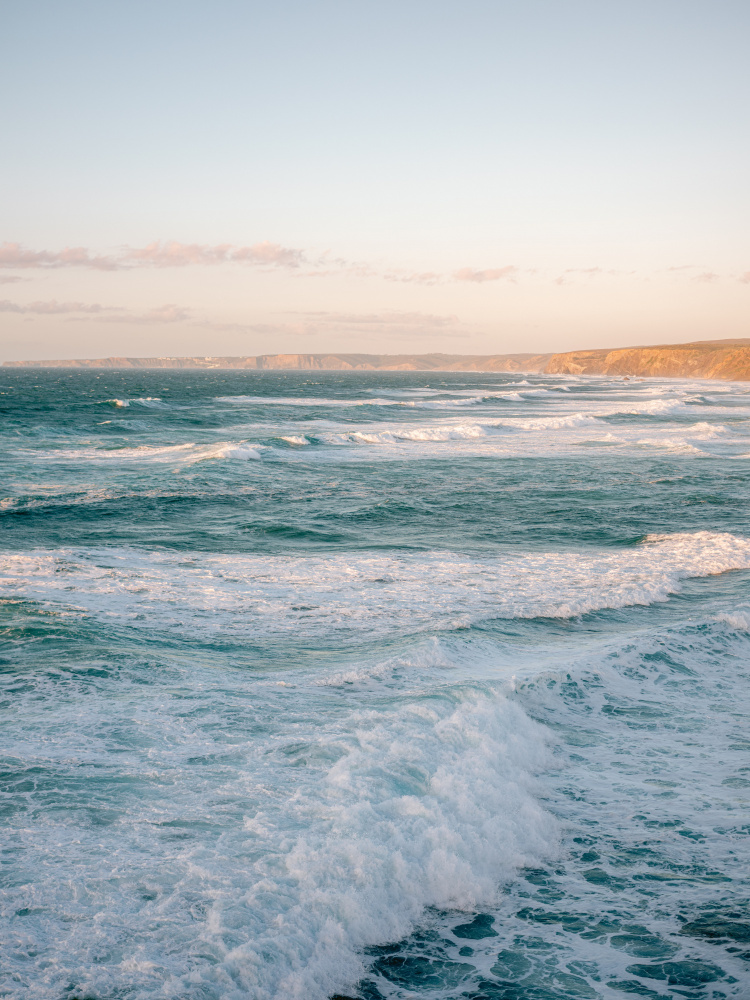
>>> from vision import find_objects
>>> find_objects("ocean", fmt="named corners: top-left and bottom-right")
top-left (1, 368), bottom-right (749, 1000)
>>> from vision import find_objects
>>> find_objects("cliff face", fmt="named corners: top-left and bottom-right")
top-left (254, 353), bottom-right (552, 371)
top-left (544, 340), bottom-right (750, 380)
top-left (3, 352), bottom-right (552, 372)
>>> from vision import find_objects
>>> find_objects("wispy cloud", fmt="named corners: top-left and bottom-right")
top-left (664, 264), bottom-right (720, 283)
top-left (299, 310), bottom-right (460, 327)
top-left (0, 299), bottom-right (116, 314)
top-left (553, 267), bottom-right (633, 285)
top-left (1, 297), bottom-right (461, 336)
top-left (0, 299), bottom-right (190, 323)
top-left (0, 239), bottom-right (522, 287)
top-left (5, 238), bottom-right (734, 290)
top-left (194, 310), bottom-right (467, 340)
top-left (692, 271), bottom-right (719, 284)
top-left (381, 270), bottom-right (442, 285)
top-left (0, 240), bottom-right (305, 272)
top-left (0, 243), bottom-right (119, 271)
top-left (122, 241), bottom-right (304, 268)
top-left (453, 266), bottom-right (518, 283)
top-left (97, 304), bottom-right (190, 324)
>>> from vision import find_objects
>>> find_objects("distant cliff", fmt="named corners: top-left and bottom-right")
top-left (2, 352), bottom-right (552, 372)
top-left (545, 339), bottom-right (750, 380)
top-left (7, 340), bottom-right (750, 378)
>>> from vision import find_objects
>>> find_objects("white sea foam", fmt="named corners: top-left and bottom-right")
top-left (687, 421), bottom-right (728, 436)
top-left (0, 669), bottom-right (555, 1000)
top-left (501, 411), bottom-right (599, 430)
top-left (5, 373), bottom-right (750, 1000)
top-left (715, 607), bottom-right (750, 630)
top-left (414, 395), bottom-right (486, 408)
top-left (18, 378), bottom-right (749, 469)
top-left (635, 437), bottom-right (708, 454)
top-left (30, 442), bottom-right (200, 462)
top-left (214, 391), bottom-right (559, 411)
top-left (320, 422), bottom-right (492, 445)
top-left (20, 441), bottom-right (265, 465)
top-left (279, 435), bottom-right (310, 446)
top-left (632, 397), bottom-right (697, 415)
top-left (210, 443), bottom-right (263, 461)
top-left (104, 397), bottom-right (164, 408)
top-left (17, 403), bottom-right (743, 466)
top-left (3, 532), bottom-right (748, 642)
top-left (516, 387), bottom-right (561, 397)
top-left (131, 396), bottom-right (169, 408)
top-left (214, 395), bottom-right (411, 407)
top-left (317, 637), bottom-right (460, 687)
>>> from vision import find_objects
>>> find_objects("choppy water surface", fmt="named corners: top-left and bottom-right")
top-left (1, 368), bottom-right (749, 1000)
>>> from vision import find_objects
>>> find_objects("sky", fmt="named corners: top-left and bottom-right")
top-left (1, 0), bottom-right (749, 361)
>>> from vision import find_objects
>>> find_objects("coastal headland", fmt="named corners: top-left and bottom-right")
top-left (5, 338), bottom-right (750, 378)
top-left (545, 338), bottom-right (750, 379)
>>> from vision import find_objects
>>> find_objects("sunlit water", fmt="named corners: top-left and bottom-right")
top-left (1, 369), bottom-right (749, 1000)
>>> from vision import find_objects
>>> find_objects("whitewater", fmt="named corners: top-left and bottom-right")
top-left (1, 369), bottom-right (749, 1000)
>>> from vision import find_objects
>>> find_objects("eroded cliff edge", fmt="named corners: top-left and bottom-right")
top-left (545, 339), bottom-right (750, 380)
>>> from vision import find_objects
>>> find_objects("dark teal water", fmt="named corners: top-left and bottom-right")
top-left (1, 369), bottom-right (749, 999)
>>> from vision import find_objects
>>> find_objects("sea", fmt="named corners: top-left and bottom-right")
top-left (1, 367), bottom-right (749, 1000)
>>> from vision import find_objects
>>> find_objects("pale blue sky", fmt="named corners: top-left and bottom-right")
top-left (1, 0), bottom-right (749, 359)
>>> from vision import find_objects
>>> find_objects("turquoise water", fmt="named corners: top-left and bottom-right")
top-left (1, 369), bottom-right (749, 1000)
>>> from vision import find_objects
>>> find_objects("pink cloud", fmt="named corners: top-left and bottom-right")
top-left (0, 240), bottom-right (305, 272)
top-left (665, 265), bottom-right (718, 282)
top-left (0, 299), bottom-right (117, 314)
top-left (693, 271), bottom-right (719, 284)
top-left (123, 242), bottom-right (232, 267)
top-left (554, 267), bottom-right (633, 285)
top-left (0, 243), bottom-right (117, 270)
top-left (740, 271), bottom-right (750, 284)
top-left (8, 239), bottom-right (731, 292)
top-left (0, 241), bottom-right (514, 287)
top-left (122, 240), bottom-right (304, 269)
top-left (230, 242), bottom-right (304, 267)
top-left (554, 267), bottom-right (603, 285)
top-left (452, 266), bottom-right (518, 283)
top-left (385, 270), bottom-right (442, 285)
